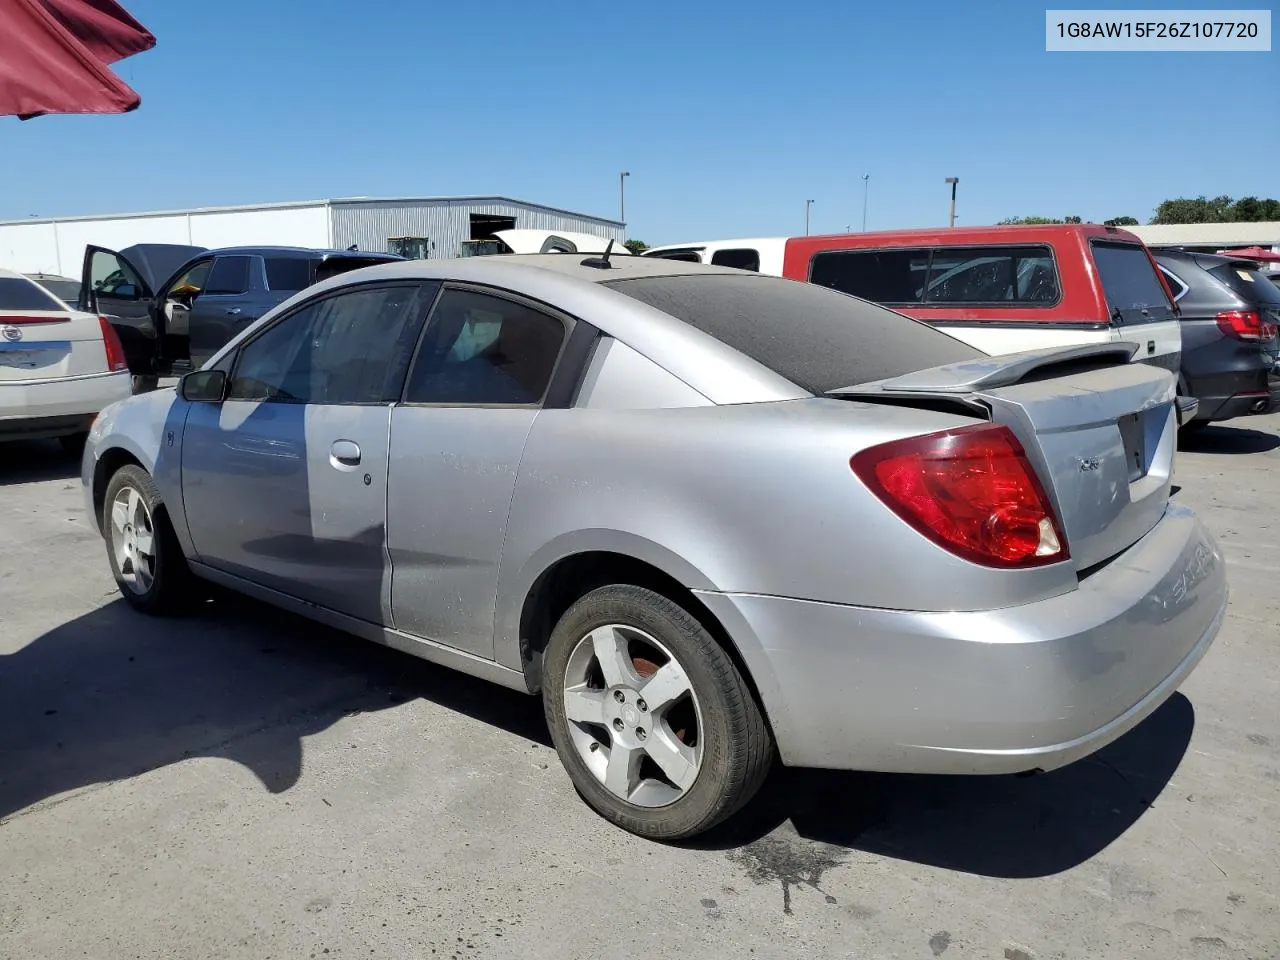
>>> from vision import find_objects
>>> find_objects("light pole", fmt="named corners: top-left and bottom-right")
top-left (861, 174), bottom-right (870, 231)
top-left (619, 171), bottom-right (630, 223)
top-left (945, 177), bottom-right (959, 228)
top-left (805, 199), bottom-right (814, 236)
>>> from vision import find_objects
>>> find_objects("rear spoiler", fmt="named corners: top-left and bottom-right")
top-left (828, 342), bottom-right (1139, 397)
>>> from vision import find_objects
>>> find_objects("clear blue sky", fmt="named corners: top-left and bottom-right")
top-left (4, 0), bottom-right (1276, 243)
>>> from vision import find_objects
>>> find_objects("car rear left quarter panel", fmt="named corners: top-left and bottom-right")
top-left (492, 399), bottom-right (1084, 677)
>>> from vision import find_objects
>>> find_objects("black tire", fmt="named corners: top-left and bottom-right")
top-left (542, 584), bottom-right (773, 841)
top-left (131, 374), bottom-right (159, 395)
top-left (58, 432), bottom-right (88, 455)
top-left (102, 464), bottom-right (195, 615)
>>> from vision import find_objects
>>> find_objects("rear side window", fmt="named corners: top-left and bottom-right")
top-left (264, 257), bottom-right (314, 292)
top-left (1090, 242), bottom-right (1174, 323)
top-left (810, 246), bottom-right (1058, 305)
top-left (404, 289), bottom-right (568, 405)
top-left (27, 276), bottom-right (80, 305)
top-left (204, 256), bottom-right (253, 296)
top-left (1208, 264), bottom-right (1280, 306)
top-left (0, 277), bottom-right (63, 311)
top-left (925, 247), bottom-right (1058, 304)
top-left (710, 248), bottom-right (761, 272)
top-left (605, 273), bottom-right (983, 394)
top-left (810, 249), bottom-right (927, 303)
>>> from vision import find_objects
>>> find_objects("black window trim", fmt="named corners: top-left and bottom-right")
top-left (397, 280), bottom-right (591, 411)
top-left (806, 242), bottom-right (1064, 310)
top-left (224, 278), bottom-right (441, 407)
top-left (709, 247), bottom-right (763, 272)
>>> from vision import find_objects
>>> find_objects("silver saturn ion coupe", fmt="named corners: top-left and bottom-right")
top-left (81, 252), bottom-right (1228, 840)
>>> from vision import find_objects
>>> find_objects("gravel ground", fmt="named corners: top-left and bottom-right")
top-left (1, 415), bottom-right (1278, 960)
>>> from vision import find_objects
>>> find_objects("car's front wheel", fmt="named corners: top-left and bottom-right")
top-left (102, 464), bottom-right (194, 615)
top-left (543, 584), bottom-right (773, 840)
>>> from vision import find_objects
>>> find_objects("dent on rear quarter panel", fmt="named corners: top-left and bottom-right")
top-left (489, 399), bottom-right (1082, 673)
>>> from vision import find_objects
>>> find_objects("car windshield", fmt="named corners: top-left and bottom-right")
top-left (1209, 263), bottom-right (1280, 307)
top-left (604, 273), bottom-right (984, 394)
top-left (0, 276), bottom-right (64, 311)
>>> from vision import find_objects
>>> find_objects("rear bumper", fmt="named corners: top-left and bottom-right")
top-left (1192, 391), bottom-right (1272, 422)
top-left (697, 503), bottom-right (1227, 774)
top-left (0, 372), bottom-right (131, 440)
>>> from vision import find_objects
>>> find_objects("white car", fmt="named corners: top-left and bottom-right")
top-left (1, 268), bottom-right (132, 451)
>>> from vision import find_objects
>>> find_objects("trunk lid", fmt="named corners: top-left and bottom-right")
top-left (0, 309), bottom-right (108, 382)
top-left (831, 342), bottom-right (1176, 571)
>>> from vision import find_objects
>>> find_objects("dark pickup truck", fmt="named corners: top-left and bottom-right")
top-left (78, 243), bottom-right (401, 389)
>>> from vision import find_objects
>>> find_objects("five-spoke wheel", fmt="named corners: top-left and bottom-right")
top-left (543, 584), bottom-right (773, 840)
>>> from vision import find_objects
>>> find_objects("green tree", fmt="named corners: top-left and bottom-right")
top-left (622, 239), bottom-right (649, 254)
top-left (1104, 216), bottom-right (1140, 226)
top-left (997, 216), bottom-right (1065, 224)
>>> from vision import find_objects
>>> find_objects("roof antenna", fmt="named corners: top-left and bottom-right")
top-left (581, 239), bottom-right (616, 269)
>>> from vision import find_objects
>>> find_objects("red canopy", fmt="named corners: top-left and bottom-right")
top-left (0, 0), bottom-right (155, 119)
top-left (1217, 246), bottom-right (1280, 264)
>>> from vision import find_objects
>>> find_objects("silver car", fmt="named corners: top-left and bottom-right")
top-left (82, 254), bottom-right (1228, 840)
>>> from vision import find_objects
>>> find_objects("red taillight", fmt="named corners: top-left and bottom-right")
top-left (98, 315), bottom-right (129, 372)
top-left (850, 424), bottom-right (1069, 569)
top-left (1216, 310), bottom-right (1276, 342)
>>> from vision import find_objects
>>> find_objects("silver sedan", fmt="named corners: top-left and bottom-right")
top-left (82, 253), bottom-right (1228, 839)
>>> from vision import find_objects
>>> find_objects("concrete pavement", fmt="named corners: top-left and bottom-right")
top-left (1, 417), bottom-right (1278, 959)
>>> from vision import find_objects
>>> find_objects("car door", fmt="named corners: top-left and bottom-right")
top-left (79, 245), bottom-right (157, 373)
top-left (180, 281), bottom-right (438, 624)
top-left (387, 285), bottom-right (576, 658)
top-left (187, 254), bottom-right (261, 368)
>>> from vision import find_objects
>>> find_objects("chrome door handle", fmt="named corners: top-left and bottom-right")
top-left (330, 439), bottom-right (361, 467)
top-left (225, 308), bottom-right (242, 316)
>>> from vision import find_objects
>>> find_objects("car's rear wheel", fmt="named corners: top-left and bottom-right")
top-left (131, 374), bottom-right (159, 395)
top-left (542, 584), bottom-right (773, 840)
top-left (102, 464), bottom-right (194, 615)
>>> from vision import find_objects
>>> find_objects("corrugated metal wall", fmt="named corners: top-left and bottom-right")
top-left (329, 199), bottom-right (625, 259)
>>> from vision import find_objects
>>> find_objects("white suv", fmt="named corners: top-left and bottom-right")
top-left (1, 268), bottom-right (132, 452)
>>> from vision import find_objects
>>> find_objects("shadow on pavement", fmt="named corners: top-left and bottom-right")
top-left (0, 439), bottom-right (82, 486)
top-left (696, 693), bottom-right (1195, 878)
top-left (0, 593), bottom-right (547, 822)
top-left (1180, 423), bottom-right (1280, 454)
top-left (2, 586), bottom-right (1193, 881)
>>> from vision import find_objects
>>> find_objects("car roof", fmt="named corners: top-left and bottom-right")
top-left (207, 246), bottom-right (402, 260)
top-left (1155, 250), bottom-right (1261, 271)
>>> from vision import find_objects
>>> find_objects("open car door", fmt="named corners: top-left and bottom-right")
top-left (79, 242), bottom-right (205, 377)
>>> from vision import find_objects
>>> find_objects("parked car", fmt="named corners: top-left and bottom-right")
top-left (643, 224), bottom-right (1184, 386)
top-left (1153, 251), bottom-right (1280, 428)
top-left (1, 268), bottom-right (130, 450)
top-left (78, 244), bottom-right (401, 390)
top-left (82, 254), bottom-right (1227, 840)
top-left (24, 272), bottom-right (82, 308)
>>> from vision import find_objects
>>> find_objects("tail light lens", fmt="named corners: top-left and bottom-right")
top-left (850, 424), bottom-right (1069, 569)
top-left (98, 315), bottom-right (129, 372)
top-left (1216, 310), bottom-right (1277, 342)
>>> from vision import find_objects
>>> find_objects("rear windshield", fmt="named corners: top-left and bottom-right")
top-left (1090, 242), bottom-right (1174, 324)
top-left (264, 257), bottom-right (314, 292)
top-left (27, 276), bottom-right (80, 305)
top-left (809, 245), bottom-right (1059, 306)
top-left (604, 273), bottom-right (983, 394)
top-left (1208, 263), bottom-right (1280, 306)
top-left (0, 277), bottom-right (63, 311)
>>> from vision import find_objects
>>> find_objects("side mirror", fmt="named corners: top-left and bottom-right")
top-left (180, 369), bottom-right (227, 403)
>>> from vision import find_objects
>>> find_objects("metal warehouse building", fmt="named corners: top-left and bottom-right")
top-left (0, 196), bottom-right (626, 277)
